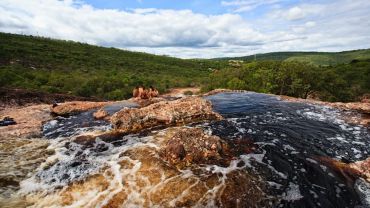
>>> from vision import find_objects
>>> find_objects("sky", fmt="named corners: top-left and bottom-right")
top-left (1, 0), bottom-right (370, 58)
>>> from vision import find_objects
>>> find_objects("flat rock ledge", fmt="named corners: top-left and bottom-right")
top-left (110, 97), bottom-right (223, 134)
top-left (51, 101), bottom-right (110, 116)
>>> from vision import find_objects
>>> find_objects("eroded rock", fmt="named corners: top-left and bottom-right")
top-left (110, 97), bottom-right (222, 133)
top-left (317, 157), bottom-right (370, 184)
top-left (156, 127), bottom-right (228, 166)
top-left (350, 158), bottom-right (370, 182)
top-left (51, 101), bottom-right (110, 116)
top-left (0, 104), bottom-right (52, 138)
top-left (24, 140), bottom-right (268, 208)
top-left (93, 108), bottom-right (109, 120)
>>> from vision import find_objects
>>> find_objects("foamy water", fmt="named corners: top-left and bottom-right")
top-left (1, 92), bottom-right (369, 207)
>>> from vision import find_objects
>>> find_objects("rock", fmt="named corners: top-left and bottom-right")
top-left (129, 97), bottom-right (168, 107)
top-left (157, 127), bottom-right (228, 166)
top-left (0, 117), bottom-right (16, 126)
top-left (280, 95), bottom-right (370, 114)
top-left (0, 104), bottom-right (52, 138)
top-left (110, 97), bottom-right (222, 133)
top-left (306, 91), bottom-right (322, 100)
top-left (317, 157), bottom-right (370, 185)
top-left (327, 102), bottom-right (370, 114)
top-left (280, 95), bottom-right (370, 126)
top-left (93, 108), bottom-right (109, 120)
top-left (350, 158), bottom-right (370, 182)
top-left (161, 87), bottom-right (200, 98)
top-left (51, 101), bottom-right (110, 116)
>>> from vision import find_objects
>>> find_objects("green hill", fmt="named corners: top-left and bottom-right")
top-left (219, 50), bottom-right (370, 66)
top-left (0, 32), bottom-right (222, 99)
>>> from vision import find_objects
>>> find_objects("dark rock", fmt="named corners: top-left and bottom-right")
top-left (0, 116), bottom-right (16, 126)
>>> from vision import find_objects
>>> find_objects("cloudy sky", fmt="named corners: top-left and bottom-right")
top-left (1, 0), bottom-right (370, 58)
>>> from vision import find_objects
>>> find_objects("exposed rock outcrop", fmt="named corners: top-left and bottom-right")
top-left (93, 108), bottom-right (109, 120)
top-left (156, 127), bottom-right (228, 166)
top-left (110, 97), bottom-right (222, 133)
top-left (318, 157), bottom-right (370, 184)
top-left (350, 158), bottom-right (370, 182)
top-left (24, 127), bottom-right (268, 208)
top-left (51, 101), bottom-right (110, 116)
top-left (280, 95), bottom-right (370, 114)
top-left (280, 95), bottom-right (370, 126)
top-left (0, 104), bottom-right (52, 138)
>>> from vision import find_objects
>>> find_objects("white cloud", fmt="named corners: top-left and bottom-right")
top-left (285, 7), bottom-right (305, 20)
top-left (0, 0), bottom-right (370, 58)
top-left (0, 0), bottom-right (268, 49)
top-left (221, 0), bottom-right (283, 12)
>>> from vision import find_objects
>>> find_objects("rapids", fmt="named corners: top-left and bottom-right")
top-left (1, 92), bottom-right (369, 207)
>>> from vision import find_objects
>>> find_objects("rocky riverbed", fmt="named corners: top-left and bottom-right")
top-left (0, 90), bottom-right (369, 207)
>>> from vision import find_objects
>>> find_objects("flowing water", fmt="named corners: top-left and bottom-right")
top-left (1, 92), bottom-right (369, 207)
top-left (204, 92), bottom-right (370, 207)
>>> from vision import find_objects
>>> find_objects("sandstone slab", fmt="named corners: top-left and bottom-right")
top-left (52, 101), bottom-right (110, 116)
top-left (110, 97), bottom-right (222, 133)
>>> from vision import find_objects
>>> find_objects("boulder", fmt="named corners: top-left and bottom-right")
top-left (93, 108), bottom-right (109, 120)
top-left (110, 97), bottom-right (222, 133)
top-left (51, 101), bottom-right (109, 116)
top-left (157, 127), bottom-right (228, 166)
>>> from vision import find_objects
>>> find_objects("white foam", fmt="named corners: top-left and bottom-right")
top-left (355, 178), bottom-right (370, 207)
top-left (282, 183), bottom-right (303, 201)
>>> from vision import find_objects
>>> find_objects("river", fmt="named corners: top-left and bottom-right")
top-left (1, 92), bottom-right (369, 207)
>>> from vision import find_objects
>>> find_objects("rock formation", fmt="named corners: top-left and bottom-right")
top-left (51, 101), bottom-right (110, 116)
top-left (93, 108), bottom-right (109, 120)
top-left (0, 104), bottom-right (52, 138)
top-left (110, 97), bottom-right (222, 133)
top-left (318, 157), bottom-right (370, 184)
top-left (156, 127), bottom-right (229, 167)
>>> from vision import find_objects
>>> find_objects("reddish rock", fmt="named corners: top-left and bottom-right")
top-left (52, 101), bottom-right (110, 116)
top-left (280, 95), bottom-right (370, 126)
top-left (93, 108), bottom-right (109, 120)
top-left (202, 89), bottom-right (248, 96)
top-left (0, 104), bottom-right (52, 138)
top-left (157, 127), bottom-right (227, 166)
top-left (317, 157), bottom-right (370, 184)
top-left (110, 97), bottom-right (222, 133)
top-left (350, 157), bottom-right (370, 182)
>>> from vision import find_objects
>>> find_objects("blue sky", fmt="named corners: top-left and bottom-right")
top-left (1, 0), bottom-right (370, 58)
top-left (85, 0), bottom-right (228, 14)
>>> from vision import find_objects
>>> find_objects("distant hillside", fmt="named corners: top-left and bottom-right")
top-left (218, 50), bottom-right (370, 66)
top-left (0, 33), bottom-right (222, 99)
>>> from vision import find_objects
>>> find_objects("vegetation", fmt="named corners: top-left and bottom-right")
top-left (218, 50), bottom-right (370, 66)
top-left (203, 60), bottom-right (370, 102)
top-left (0, 32), bottom-right (224, 100)
top-left (0, 32), bottom-right (368, 102)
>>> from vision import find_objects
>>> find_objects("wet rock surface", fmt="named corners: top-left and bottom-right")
top-left (157, 127), bottom-right (229, 166)
top-left (0, 104), bottom-right (52, 138)
top-left (280, 95), bottom-right (370, 126)
top-left (111, 97), bottom-right (223, 133)
top-left (350, 158), bottom-right (370, 182)
top-left (93, 108), bottom-right (109, 120)
top-left (22, 128), bottom-right (268, 208)
top-left (51, 101), bottom-right (110, 116)
top-left (2, 91), bottom-right (370, 207)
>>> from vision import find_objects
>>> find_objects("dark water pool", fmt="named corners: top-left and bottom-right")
top-left (205, 92), bottom-right (370, 208)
